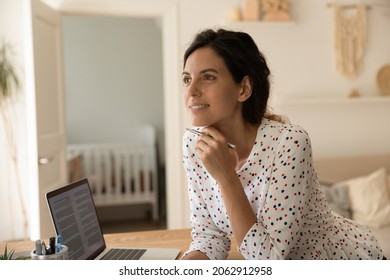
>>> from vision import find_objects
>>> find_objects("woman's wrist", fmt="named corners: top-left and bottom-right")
top-left (181, 250), bottom-right (209, 260)
top-left (215, 171), bottom-right (240, 190)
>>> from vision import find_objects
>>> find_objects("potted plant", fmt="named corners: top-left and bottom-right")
top-left (0, 40), bottom-right (28, 240)
top-left (0, 244), bottom-right (27, 260)
top-left (0, 41), bottom-right (20, 102)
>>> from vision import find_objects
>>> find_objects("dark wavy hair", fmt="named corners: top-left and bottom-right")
top-left (183, 28), bottom-right (282, 124)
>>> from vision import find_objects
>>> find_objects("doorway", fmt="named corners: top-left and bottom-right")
top-left (54, 1), bottom-right (185, 232)
top-left (62, 15), bottom-right (167, 229)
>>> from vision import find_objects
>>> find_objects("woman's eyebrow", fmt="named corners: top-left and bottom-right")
top-left (200, 68), bottom-right (219, 74)
top-left (182, 68), bottom-right (219, 75)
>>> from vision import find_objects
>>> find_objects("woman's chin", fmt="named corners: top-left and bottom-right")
top-left (191, 120), bottom-right (210, 127)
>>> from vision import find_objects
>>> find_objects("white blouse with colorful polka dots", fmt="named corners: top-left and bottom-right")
top-left (182, 118), bottom-right (384, 260)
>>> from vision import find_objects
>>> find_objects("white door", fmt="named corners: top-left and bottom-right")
top-left (30, 0), bottom-right (67, 239)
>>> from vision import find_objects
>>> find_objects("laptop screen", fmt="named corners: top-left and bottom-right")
top-left (46, 178), bottom-right (106, 260)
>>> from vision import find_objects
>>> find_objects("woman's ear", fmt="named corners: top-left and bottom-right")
top-left (238, 76), bottom-right (252, 102)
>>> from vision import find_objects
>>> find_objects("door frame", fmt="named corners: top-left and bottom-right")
top-left (43, 0), bottom-right (188, 229)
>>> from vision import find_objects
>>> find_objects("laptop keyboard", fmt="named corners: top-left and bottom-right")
top-left (100, 248), bottom-right (147, 260)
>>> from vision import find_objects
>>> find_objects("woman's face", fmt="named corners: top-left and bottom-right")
top-left (182, 47), bottom-right (244, 127)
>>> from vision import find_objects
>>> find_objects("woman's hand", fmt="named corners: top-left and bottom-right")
top-left (194, 127), bottom-right (238, 184)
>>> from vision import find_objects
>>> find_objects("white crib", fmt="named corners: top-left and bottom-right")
top-left (67, 126), bottom-right (159, 221)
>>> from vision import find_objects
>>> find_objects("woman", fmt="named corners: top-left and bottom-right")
top-left (181, 28), bottom-right (384, 260)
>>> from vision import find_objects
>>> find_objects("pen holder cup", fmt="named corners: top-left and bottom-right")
top-left (31, 245), bottom-right (68, 260)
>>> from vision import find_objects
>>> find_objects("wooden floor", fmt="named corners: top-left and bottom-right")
top-left (100, 217), bottom-right (167, 234)
top-left (96, 201), bottom-right (168, 234)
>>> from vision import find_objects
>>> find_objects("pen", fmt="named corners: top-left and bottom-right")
top-left (56, 234), bottom-right (62, 253)
top-left (49, 237), bottom-right (56, 255)
top-left (35, 240), bottom-right (42, 255)
top-left (41, 241), bottom-right (47, 255)
top-left (186, 128), bottom-right (237, 149)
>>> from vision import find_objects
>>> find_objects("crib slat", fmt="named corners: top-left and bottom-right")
top-left (113, 148), bottom-right (122, 197)
top-left (103, 149), bottom-right (111, 196)
top-left (84, 149), bottom-right (94, 191)
top-left (123, 149), bottom-right (131, 196)
top-left (94, 149), bottom-right (103, 198)
top-left (133, 150), bottom-right (140, 200)
top-left (142, 148), bottom-right (150, 195)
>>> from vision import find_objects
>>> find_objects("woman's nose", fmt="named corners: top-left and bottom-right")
top-left (188, 81), bottom-right (201, 97)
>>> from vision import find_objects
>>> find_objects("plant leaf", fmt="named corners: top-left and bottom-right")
top-left (0, 244), bottom-right (25, 260)
top-left (0, 40), bottom-right (20, 105)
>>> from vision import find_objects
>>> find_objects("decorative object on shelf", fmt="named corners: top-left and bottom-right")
top-left (261, 0), bottom-right (291, 21)
top-left (377, 64), bottom-right (390, 96)
top-left (242, 0), bottom-right (261, 21)
top-left (348, 88), bottom-right (360, 98)
top-left (228, 7), bottom-right (243, 22)
top-left (329, 3), bottom-right (370, 79)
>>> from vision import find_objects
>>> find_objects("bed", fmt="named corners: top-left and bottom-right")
top-left (314, 154), bottom-right (390, 259)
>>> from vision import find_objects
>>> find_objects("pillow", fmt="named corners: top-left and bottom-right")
top-left (319, 184), bottom-right (352, 219)
top-left (388, 175), bottom-right (390, 193)
top-left (333, 168), bottom-right (390, 228)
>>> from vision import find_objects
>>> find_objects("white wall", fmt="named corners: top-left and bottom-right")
top-left (0, 0), bottom-right (30, 241)
top-left (62, 15), bottom-right (165, 162)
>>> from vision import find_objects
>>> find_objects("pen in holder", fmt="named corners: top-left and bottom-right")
top-left (31, 245), bottom-right (68, 260)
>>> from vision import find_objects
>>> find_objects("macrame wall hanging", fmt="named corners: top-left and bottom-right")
top-left (329, 3), bottom-right (369, 79)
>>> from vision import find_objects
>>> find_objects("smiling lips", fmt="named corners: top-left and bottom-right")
top-left (189, 104), bottom-right (209, 111)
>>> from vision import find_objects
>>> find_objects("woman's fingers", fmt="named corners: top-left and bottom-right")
top-left (201, 127), bottom-right (229, 149)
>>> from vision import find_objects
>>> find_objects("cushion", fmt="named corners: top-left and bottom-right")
top-left (319, 184), bottom-right (352, 219)
top-left (333, 168), bottom-right (390, 228)
top-left (388, 175), bottom-right (390, 193)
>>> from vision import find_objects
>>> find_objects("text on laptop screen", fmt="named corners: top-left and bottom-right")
top-left (47, 181), bottom-right (105, 260)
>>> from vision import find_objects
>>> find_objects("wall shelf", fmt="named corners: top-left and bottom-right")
top-left (273, 95), bottom-right (390, 106)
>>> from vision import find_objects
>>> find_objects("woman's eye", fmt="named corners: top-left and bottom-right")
top-left (182, 76), bottom-right (191, 85)
top-left (203, 75), bottom-right (215, 81)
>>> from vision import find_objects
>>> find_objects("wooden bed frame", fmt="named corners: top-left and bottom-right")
top-left (314, 154), bottom-right (390, 184)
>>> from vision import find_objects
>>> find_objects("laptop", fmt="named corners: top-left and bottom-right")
top-left (46, 178), bottom-right (180, 260)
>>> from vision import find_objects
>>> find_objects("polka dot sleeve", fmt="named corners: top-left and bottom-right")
top-left (182, 132), bottom-right (231, 260)
top-left (238, 127), bottom-right (313, 259)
